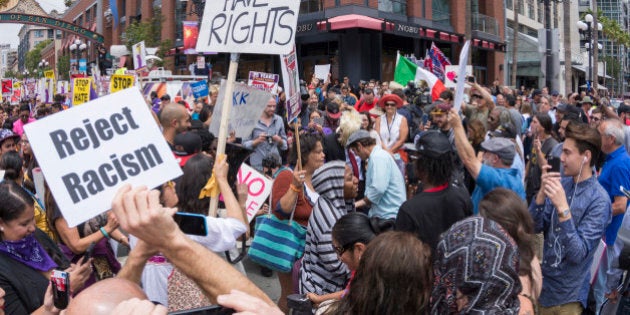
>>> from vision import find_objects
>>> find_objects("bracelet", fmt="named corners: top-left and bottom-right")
top-left (100, 227), bottom-right (111, 239)
top-left (289, 184), bottom-right (302, 192)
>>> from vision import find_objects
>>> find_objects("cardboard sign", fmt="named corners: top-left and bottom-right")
top-left (72, 78), bottom-right (92, 106)
top-left (57, 81), bottom-right (69, 95)
top-left (248, 71), bottom-right (280, 94)
top-left (191, 80), bottom-right (209, 98)
top-left (196, 56), bottom-right (205, 69)
top-left (44, 70), bottom-right (55, 81)
top-left (132, 41), bottom-right (147, 70)
top-left (209, 80), bottom-right (271, 139)
top-left (236, 164), bottom-right (272, 222)
top-left (24, 88), bottom-right (182, 227)
top-left (110, 75), bottom-right (136, 93)
top-left (195, 0), bottom-right (300, 55)
top-left (280, 46), bottom-right (301, 122)
top-left (314, 64), bottom-right (330, 81)
top-left (444, 65), bottom-right (473, 88)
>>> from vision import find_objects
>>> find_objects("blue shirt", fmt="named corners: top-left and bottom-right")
top-left (471, 164), bottom-right (525, 214)
top-left (529, 175), bottom-right (611, 308)
top-left (598, 145), bottom-right (630, 245)
top-left (243, 114), bottom-right (288, 171)
top-left (365, 146), bottom-right (406, 219)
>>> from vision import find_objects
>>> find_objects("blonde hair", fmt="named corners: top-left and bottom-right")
top-left (338, 108), bottom-right (362, 146)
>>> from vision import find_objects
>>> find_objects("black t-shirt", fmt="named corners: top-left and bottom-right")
top-left (395, 184), bottom-right (472, 252)
top-left (322, 133), bottom-right (345, 162)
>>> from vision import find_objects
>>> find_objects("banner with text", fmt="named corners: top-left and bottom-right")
top-left (248, 71), bottom-right (280, 95)
top-left (183, 21), bottom-right (199, 55)
top-left (132, 41), bottom-right (147, 70)
top-left (190, 80), bottom-right (209, 98)
top-left (72, 78), bottom-right (92, 106)
top-left (24, 88), bottom-right (182, 227)
top-left (209, 80), bottom-right (271, 139)
top-left (280, 45), bottom-right (301, 122)
top-left (44, 70), bottom-right (55, 81)
top-left (237, 164), bottom-right (272, 222)
top-left (195, 0), bottom-right (300, 55)
top-left (109, 75), bottom-right (136, 94)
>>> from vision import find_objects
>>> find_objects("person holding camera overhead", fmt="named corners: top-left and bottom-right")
top-left (244, 97), bottom-right (288, 172)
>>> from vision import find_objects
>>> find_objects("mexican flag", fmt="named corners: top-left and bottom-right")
top-left (394, 53), bottom-right (446, 101)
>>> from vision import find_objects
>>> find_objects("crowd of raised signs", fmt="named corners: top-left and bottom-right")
top-left (0, 74), bottom-right (630, 315)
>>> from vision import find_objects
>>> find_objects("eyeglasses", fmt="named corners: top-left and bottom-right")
top-left (590, 116), bottom-right (601, 122)
top-left (384, 102), bottom-right (397, 107)
top-left (333, 242), bottom-right (355, 256)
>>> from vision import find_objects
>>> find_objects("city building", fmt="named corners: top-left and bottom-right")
top-left (0, 44), bottom-right (17, 78)
top-left (14, 1), bottom-right (55, 72)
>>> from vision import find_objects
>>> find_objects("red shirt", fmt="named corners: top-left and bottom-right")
top-left (354, 99), bottom-right (377, 113)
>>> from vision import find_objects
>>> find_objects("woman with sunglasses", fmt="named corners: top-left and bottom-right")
top-left (374, 94), bottom-right (408, 176)
top-left (306, 212), bottom-right (393, 309)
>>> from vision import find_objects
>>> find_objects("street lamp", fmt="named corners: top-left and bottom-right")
top-left (541, 0), bottom-right (563, 92)
top-left (577, 14), bottom-right (603, 93)
top-left (69, 39), bottom-right (87, 74)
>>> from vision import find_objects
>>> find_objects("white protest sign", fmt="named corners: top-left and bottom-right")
top-left (280, 45), bottom-right (301, 123)
top-left (453, 40), bottom-right (471, 111)
top-left (314, 64), bottom-right (331, 81)
top-left (195, 0), bottom-right (300, 55)
top-left (444, 65), bottom-right (473, 88)
top-left (248, 71), bottom-right (280, 94)
top-left (132, 41), bottom-right (147, 70)
top-left (209, 80), bottom-right (272, 139)
top-left (24, 88), bottom-right (182, 227)
top-left (236, 164), bottom-right (272, 222)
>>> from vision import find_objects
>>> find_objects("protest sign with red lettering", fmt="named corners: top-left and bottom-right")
top-left (24, 88), bottom-right (182, 227)
top-left (236, 164), bottom-right (272, 222)
top-left (248, 71), bottom-right (280, 95)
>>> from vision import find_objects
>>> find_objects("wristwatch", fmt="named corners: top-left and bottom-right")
top-left (558, 208), bottom-right (571, 219)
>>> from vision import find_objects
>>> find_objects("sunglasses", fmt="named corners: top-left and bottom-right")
top-left (384, 102), bottom-right (397, 107)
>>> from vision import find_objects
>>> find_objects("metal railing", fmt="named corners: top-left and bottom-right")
top-left (472, 12), bottom-right (499, 36)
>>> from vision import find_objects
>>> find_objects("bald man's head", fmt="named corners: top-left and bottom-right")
top-left (65, 278), bottom-right (147, 315)
top-left (160, 103), bottom-right (191, 136)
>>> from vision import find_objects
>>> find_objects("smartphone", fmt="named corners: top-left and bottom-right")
top-left (82, 242), bottom-right (96, 264)
top-left (168, 305), bottom-right (235, 315)
top-left (174, 212), bottom-right (208, 236)
top-left (620, 186), bottom-right (630, 199)
top-left (548, 157), bottom-right (561, 173)
top-left (467, 76), bottom-right (475, 83)
top-left (51, 270), bottom-right (70, 310)
top-left (313, 117), bottom-right (324, 126)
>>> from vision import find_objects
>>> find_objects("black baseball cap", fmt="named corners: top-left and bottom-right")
top-left (404, 130), bottom-right (452, 159)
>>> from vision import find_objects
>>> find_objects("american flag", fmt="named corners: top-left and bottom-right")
top-left (423, 50), bottom-right (432, 73)
top-left (429, 42), bottom-right (451, 82)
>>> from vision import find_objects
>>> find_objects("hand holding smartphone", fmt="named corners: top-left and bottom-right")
top-left (82, 242), bottom-right (96, 264)
top-left (174, 212), bottom-right (208, 236)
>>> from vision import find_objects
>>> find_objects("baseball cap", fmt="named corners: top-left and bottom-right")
top-left (345, 130), bottom-right (371, 148)
top-left (556, 103), bottom-right (569, 113)
top-left (0, 129), bottom-right (19, 145)
top-left (551, 90), bottom-right (559, 96)
top-left (404, 131), bottom-right (452, 159)
top-left (580, 96), bottom-right (593, 105)
top-left (532, 89), bottom-right (542, 97)
top-left (430, 101), bottom-right (453, 114)
top-left (173, 132), bottom-right (202, 167)
top-left (618, 103), bottom-right (630, 114)
top-left (480, 137), bottom-right (515, 164)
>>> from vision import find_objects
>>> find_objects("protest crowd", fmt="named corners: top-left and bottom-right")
top-left (1, 49), bottom-right (630, 315)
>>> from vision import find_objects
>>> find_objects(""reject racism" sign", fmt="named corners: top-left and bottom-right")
top-left (25, 88), bottom-right (182, 227)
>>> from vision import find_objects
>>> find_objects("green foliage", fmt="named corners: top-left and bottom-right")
top-left (122, 9), bottom-right (164, 51)
top-left (25, 39), bottom-right (52, 73)
top-left (3, 70), bottom-right (17, 79)
top-left (57, 54), bottom-right (70, 81)
top-left (603, 56), bottom-right (620, 79)
top-left (582, 9), bottom-right (630, 47)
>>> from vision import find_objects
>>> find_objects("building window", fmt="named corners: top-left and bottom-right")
top-left (507, 0), bottom-right (513, 9)
top-left (518, 0), bottom-right (524, 14)
top-left (300, 0), bottom-right (322, 14)
top-left (379, 0), bottom-right (406, 15)
top-left (33, 30), bottom-right (43, 38)
top-left (527, 0), bottom-right (534, 19)
top-left (537, 3), bottom-right (543, 23)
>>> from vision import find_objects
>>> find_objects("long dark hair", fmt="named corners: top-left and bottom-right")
top-left (288, 133), bottom-right (322, 168)
top-left (332, 212), bottom-right (394, 249)
top-left (0, 151), bottom-right (23, 182)
top-left (326, 232), bottom-right (432, 315)
top-left (176, 154), bottom-right (213, 215)
top-left (479, 188), bottom-right (536, 279)
top-left (0, 181), bottom-right (33, 225)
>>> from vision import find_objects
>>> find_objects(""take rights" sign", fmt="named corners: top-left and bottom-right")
top-left (25, 88), bottom-right (182, 227)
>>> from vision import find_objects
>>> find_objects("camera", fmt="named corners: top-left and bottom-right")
top-left (404, 81), bottom-right (432, 108)
top-left (299, 80), bottom-right (309, 101)
top-left (266, 136), bottom-right (273, 144)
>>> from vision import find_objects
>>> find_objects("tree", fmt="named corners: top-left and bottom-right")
top-left (25, 39), bottom-right (52, 74)
top-left (57, 54), bottom-right (70, 81)
top-left (122, 9), bottom-right (169, 67)
top-left (563, 1), bottom-right (572, 95)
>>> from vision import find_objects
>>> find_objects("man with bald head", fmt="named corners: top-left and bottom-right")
top-left (65, 278), bottom-right (162, 315)
top-left (159, 103), bottom-right (191, 149)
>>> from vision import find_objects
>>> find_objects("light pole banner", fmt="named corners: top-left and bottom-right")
top-left (196, 0), bottom-right (300, 55)
top-left (132, 41), bottom-right (147, 70)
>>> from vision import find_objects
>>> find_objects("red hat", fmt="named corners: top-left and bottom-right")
top-left (378, 94), bottom-right (403, 109)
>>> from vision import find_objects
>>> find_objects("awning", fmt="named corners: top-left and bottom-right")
top-left (572, 65), bottom-right (612, 79)
top-left (326, 14), bottom-right (383, 31)
top-left (580, 84), bottom-right (608, 91)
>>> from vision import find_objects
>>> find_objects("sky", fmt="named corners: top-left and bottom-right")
top-left (0, 0), bottom-right (67, 48)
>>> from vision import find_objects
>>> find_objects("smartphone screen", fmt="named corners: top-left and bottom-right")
top-left (548, 157), bottom-right (561, 173)
top-left (82, 242), bottom-right (96, 264)
top-left (174, 212), bottom-right (208, 236)
top-left (51, 270), bottom-right (70, 310)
